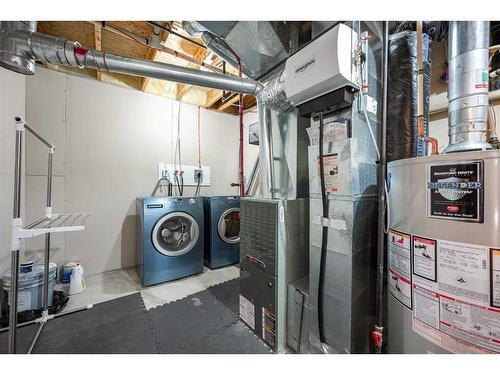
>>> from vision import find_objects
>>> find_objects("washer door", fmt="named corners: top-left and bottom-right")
top-left (217, 208), bottom-right (240, 245)
top-left (152, 212), bottom-right (199, 256)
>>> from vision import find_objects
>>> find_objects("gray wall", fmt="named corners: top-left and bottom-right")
top-left (0, 69), bottom-right (25, 276)
top-left (25, 67), bottom-right (258, 276)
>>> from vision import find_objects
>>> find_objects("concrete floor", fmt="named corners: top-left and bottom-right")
top-left (56, 265), bottom-right (239, 311)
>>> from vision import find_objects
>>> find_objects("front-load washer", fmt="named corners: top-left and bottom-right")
top-left (136, 196), bottom-right (204, 286)
top-left (203, 196), bottom-right (240, 268)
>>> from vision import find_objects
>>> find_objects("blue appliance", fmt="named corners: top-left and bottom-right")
top-left (136, 196), bottom-right (204, 286)
top-left (203, 196), bottom-right (240, 268)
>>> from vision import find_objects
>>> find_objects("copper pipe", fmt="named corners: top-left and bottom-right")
top-left (417, 117), bottom-right (425, 138)
top-left (425, 137), bottom-right (439, 155)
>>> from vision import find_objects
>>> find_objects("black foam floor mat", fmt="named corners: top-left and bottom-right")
top-left (0, 293), bottom-right (158, 354)
top-left (0, 323), bottom-right (39, 354)
top-left (184, 320), bottom-right (272, 354)
top-left (207, 278), bottom-right (240, 315)
top-left (147, 289), bottom-right (237, 353)
top-left (1, 282), bottom-right (271, 354)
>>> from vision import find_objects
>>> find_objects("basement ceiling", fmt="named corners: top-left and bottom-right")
top-left (36, 21), bottom-right (256, 115)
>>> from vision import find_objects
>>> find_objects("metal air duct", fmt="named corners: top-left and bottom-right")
top-left (444, 21), bottom-right (492, 153)
top-left (0, 21), bottom-right (262, 96)
top-left (0, 21), bottom-right (37, 74)
top-left (182, 21), bottom-right (242, 73)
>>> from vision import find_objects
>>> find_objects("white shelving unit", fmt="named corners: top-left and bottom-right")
top-left (6, 117), bottom-right (91, 354)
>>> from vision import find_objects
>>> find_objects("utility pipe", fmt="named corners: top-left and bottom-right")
top-left (373, 21), bottom-right (389, 354)
top-left (0, 26), bottom-right (263, 96)
top-left (257, 99), bottom-right (276, 199)
top-left (147, 21), bottom-right (207, 50)
top-left (414, 22), bottom-right (439, 155)
top-left (444, 21), bottom-right (492, 153)
top-left (238, 63), bottom-right (245, 197)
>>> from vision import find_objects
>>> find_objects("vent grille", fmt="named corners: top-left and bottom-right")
top-left (240, 200), bottom-right (277, 275)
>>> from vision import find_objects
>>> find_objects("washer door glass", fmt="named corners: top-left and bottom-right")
top-left (217, 208), bottom-right (240, 245)
top-left (152, 212), bottom-right (199, 256)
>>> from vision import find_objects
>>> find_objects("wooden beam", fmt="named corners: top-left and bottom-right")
top-left (176, 47), bottom-right (209, 100)
top-left (94, 23), bottom-right (102, 80)
top-left (205, 89), bottom-right (224, 107)
top-left (141, 25), bottom-right (170, 92)
top-left (217, 93), bottom-right (243, 111)
top-left (176, 83), bottom-right (193, 100)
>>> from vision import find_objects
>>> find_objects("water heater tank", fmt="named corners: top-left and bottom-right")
top-left (387, 150), bottom-right (500, 353)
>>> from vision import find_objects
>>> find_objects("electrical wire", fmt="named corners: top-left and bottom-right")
top-left (194, 106), bottom-right (203, 196)
top-left (173, 101), bottom-right (183, 196)
top-left (146, 21), bottom-right (207, 50)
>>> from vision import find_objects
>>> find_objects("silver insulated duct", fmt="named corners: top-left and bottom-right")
top-left (444, 21), bottom-right (492, 153)
top-left (0, 21), bottom-right (262, 96)
top-left (0, 21), bottom-right (37, 74)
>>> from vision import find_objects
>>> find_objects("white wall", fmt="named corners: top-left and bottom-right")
top-left (0, 69), bottom-right (25, 275)
top-left (25, 67), bottom-right (259, 276)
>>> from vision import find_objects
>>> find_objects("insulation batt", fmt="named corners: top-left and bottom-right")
top-left (387, 31), bottom-right (431, 162)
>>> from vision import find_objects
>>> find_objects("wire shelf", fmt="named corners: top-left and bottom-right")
top-left (18, 213), bottom-right (90, 239)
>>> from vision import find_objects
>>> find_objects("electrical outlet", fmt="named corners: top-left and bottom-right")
top-left (194, 169), bottom-right (203, 183)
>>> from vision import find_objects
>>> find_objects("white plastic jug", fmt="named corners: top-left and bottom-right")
top-left (69, 264), bottom-right (86, 295)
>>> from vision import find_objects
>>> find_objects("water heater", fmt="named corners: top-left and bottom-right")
top-left (387, 150), bottom-right (500, 353)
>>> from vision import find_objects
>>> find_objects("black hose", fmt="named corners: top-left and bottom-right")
top-left (195, 173), bottom-right (201, 196)
top-left (374, 21), bottom-right (389, 354)
top-left (317, 111), bottom-right (329, 344)
top-left (174, 175), bottom-right (181, 196)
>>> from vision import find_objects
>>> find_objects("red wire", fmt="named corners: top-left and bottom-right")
top-left (238, 62), bottom-right (245, 197)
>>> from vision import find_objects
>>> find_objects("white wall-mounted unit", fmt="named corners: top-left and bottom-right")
top-left (283, 23), bottom-right (358, 106)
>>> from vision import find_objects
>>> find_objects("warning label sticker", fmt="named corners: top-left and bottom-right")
top-left (388, 229), bottom-right (412, 309)
top-left (413, 284), bottom-right (440, 330)
top-left (389, 268), bottom-right (412, 309)
top-left (413, 236), bottom-right (437, 282)
top-left (437, 240), bottom-right (489, 305)
top-left (239, 294), bottom-right (255, 329)
top-left (388, 229), bottom-right (411, 276)
top-left (318, 154), bottom-right (340, 193)
top-left (400, 232), bottom-right (500, 353)
top-left (491, 249), bottom-right (500, 309)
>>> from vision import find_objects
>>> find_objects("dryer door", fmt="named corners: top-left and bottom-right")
top-left (152, 212), bottom-right (200, 256)
top-left (217, 208), bottom-right (240, 245)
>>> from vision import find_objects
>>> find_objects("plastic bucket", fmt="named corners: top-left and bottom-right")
top-left (3, 262), bottom-right (57, 312)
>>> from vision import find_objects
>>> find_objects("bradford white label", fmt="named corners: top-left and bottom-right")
top-left (427, 161), bottom-right (483, 222)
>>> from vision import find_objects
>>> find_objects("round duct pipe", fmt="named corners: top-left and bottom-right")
top-left (0, 23), bottom-right (263, 96)
top-left (444, 21), bottom-right (492, 153)
top-left (0, 21), bottom-right (37, 75)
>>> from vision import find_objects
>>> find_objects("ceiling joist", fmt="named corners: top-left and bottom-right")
top-left (35, 21), bottom-right (257, 115)
top-left (94, 23), bottom-right (102, 80)
top-left (141, 24), bottom-right (170, 92)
